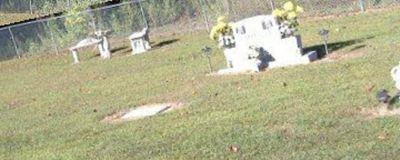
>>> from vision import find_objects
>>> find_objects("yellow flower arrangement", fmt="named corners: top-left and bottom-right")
top-left (272, 0), bottom-right (304, 37)
top-left (272, 0), bottom-right (304, 20)
top-left (283, 1), bottom-right (295, 11)
top-left (209, 16), bottom-right (234, 41)
top-left (272, 9), bottom-right (284, 17)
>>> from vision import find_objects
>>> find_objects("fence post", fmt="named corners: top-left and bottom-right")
top-left (359, 0), bottom-right (366, 12)
top-left (225, 0), bottom-right (238, 21)
top-left (85, 8), bottom-right (97, 32)
top-left (67, 0), bottom-right (71, 9)
top-left (138, 0), bottom-right (148, 28)
top-left (199, 0), bottom-right (211, 32)
top-left (45, 21), bottom-right (60, 55)
top-left (29, 0), bottom-right (33, 14)
top-left (269, 0), bottom-right (275, 10)
top-left (223, 0), bottom-right (231, 14)
top-left (8, 27), bottom-right (20, 59)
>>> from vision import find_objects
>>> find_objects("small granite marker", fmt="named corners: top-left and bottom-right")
top-left (129, 28), bottom-right (151, 55)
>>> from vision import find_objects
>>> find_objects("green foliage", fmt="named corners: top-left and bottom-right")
top-left (143, 0), bottom-right (185, 26)
top-left (39, 1), bottom-right (56, 14)
top-left (59, 1), bottom-right (101, 47)
top-left (122, 3), bottom-right (145, 33)
top-left (26, 41), bottom-right (41, 54)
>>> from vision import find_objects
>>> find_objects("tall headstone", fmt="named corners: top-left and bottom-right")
top-left (218, 15), bottom-right (317, 74)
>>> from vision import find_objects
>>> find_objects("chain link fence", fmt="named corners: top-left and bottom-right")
top-left (0, 0), bottom-right (399, 61)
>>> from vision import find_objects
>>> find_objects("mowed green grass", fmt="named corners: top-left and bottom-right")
top-left (1, 9), bottom-right (400, 159)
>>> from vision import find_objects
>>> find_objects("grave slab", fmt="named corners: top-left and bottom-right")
top-left (69, 30), bottom-right (111, 64)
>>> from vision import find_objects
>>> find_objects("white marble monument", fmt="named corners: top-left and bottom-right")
top-left (69, 30), bottom-right (111, 64)
top-left (218, 15), bottom-right (317, 74)
top-left (129, 28), bottom-right (151, 55)
top-left (391, 63), bottom-right (400, 91)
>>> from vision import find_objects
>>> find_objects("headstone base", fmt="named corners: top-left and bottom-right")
top-left (268, 51), bottom-right (318, 68)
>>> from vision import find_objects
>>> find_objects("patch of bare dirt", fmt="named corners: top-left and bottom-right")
top-left (101, 111), bottom-right (126, 123)
top-left (361, 104), bottom-right (400, 119)
top-left (7, 100), bottom-right (24, 109)
top-left (328, 50), bottom-right (365, 61)
top-left (227, 145), bottom-right (240, 153)
top-left (316, 50), bottom-right (366, 64)
top-left (364, 84), bottom-right (376, 94)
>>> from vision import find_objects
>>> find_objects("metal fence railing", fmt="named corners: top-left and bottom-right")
top-left (0, 0), bottom-right (399, 61)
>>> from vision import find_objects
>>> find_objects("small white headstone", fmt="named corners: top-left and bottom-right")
top-left (129, 28), bottom-right (151, 55)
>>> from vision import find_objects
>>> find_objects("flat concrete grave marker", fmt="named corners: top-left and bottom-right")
top-left (69, 30), bottom-right (111, 64)
top-left (102, 102), bottom-right (184, 123)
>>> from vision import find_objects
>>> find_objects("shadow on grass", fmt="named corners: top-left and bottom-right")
top-left (303, 36), bottom-right (374, 58)
top-left (111, 39), bottom-right (180, 55)
top-left (152, 39), bottom-right (179, 49)
top-left (388, 94), bottom-right (400, 110)
top-left (89, 46), bottom-right (131, 59)
top-left (111, 46), bottom-right (129, 53)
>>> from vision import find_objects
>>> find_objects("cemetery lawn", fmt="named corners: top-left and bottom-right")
top-left (1, 9), bottom-right (400, 159)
